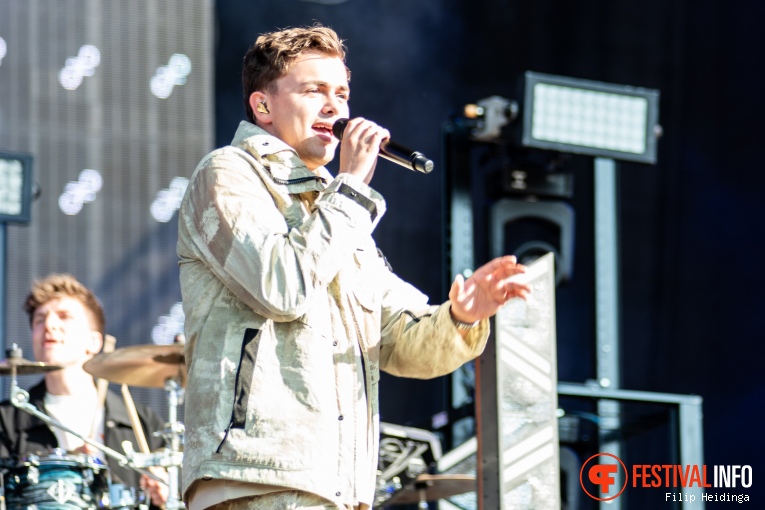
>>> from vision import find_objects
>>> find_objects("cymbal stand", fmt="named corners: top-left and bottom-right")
top-left (159, 376), bottom-right (185, 510)
top-left (6, 358), bottom-right (166, 486)
top-left (414, 480), bottom-right (429, 510)
top-left (118, 376), bottom-right (185, 509)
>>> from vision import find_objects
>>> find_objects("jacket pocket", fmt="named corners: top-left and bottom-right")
top-left (351, 248), bottom-right (383, 313)
top-left (216, 328), bottom-right (259, 452)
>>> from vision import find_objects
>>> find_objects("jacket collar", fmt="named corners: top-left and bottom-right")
top-left (232, 121), bottom-right (334, 190)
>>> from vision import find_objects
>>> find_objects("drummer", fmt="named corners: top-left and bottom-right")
top-left (0, 273), bottom-right (169, 507)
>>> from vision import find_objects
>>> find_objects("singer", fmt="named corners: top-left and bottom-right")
top-left (177, 24), bottom-right (530, 510)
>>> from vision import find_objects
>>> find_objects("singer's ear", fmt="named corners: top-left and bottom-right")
top-left (249, 92), bottom-right (271, 124)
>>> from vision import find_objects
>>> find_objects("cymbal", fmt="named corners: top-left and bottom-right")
top-left (83, 344), bottom-right (186, 388)
top-left (0, 358), bottom-right (63, 375)
top-left (385, 474), bottom-right (476, 505)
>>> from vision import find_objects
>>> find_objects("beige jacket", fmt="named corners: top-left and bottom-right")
top-left (177, 121), bottom-right (489, 507)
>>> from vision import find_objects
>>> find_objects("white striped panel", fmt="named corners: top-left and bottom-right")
top-left (507, 338), bottom-right (551, 374)
top-left (500, 346), bottom-right (553, 391)
top-left (503, 443), bottom-right (556, 484)
top-left (503, 426), bottom-right (554, 467)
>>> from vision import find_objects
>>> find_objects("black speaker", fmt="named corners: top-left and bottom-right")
top-left (490, 198), bottom-right (575, 285)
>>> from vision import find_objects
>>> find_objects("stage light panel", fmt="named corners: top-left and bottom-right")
top-left (0, 152), bottom-right (33, 223)
top-left (522, 72), bottom-right (660, 164)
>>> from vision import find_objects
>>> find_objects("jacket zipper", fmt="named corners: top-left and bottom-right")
top-left (348, 294), bottom-right (368, 397)
top-left (271, 175), bottom-right (326, 185)
top-left (216, 328), bottom-right (260, 453)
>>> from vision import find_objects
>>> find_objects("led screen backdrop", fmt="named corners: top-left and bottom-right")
top-left (0, 0), bottom-right (214, 417)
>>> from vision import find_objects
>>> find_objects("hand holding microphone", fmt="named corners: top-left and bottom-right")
top-left (333, 118), bottom-right (389, 184)
top-left (333, 118), bottom-right (434, 174)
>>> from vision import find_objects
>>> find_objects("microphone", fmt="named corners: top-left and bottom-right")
top-left (332, 118), bottom-right (434, 174)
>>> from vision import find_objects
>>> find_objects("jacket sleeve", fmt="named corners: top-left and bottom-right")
top-left (375, 260), bottom-right (490, 379)
top-left (178, 148), bottom-right (384, 322)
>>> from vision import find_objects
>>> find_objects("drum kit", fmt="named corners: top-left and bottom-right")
top-left (1, 343), bottom-right (475, 510)
top-left (1, 341), bottom-right (187, 510)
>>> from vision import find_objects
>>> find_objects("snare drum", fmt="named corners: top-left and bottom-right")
top-left (4, 449), bottom-right (110, 509)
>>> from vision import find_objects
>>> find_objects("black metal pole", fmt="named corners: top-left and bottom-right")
top-left (0, 222), bottom-right (6, 400)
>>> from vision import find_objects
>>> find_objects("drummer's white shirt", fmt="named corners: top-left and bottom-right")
top-left (44, 390), bottom-right (106, 462)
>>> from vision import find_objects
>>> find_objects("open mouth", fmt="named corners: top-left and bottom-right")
top-left (313, 123), bottom-right (334, 138)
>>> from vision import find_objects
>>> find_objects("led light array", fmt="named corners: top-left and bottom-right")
top-left (531, 83), bottom-right (648, 155)
top-left (0, 158), bottom-right (24, 216)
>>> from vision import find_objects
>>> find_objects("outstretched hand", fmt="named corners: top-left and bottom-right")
top-left (448, 255), bottom-right (531, 324)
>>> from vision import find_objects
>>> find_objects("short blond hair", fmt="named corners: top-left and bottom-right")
top-left (242, 24), bottom-right (349, 123)
top-left (23, 273), bottom-right (105, 335)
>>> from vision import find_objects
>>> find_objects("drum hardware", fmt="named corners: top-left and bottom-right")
top-left (117, 443), bottom-right (180, 510)
top-left (4, 344), bottom-right (168, 490)
top-left (382, 474), bottom-right (476, 507)
top-left (108, 483), bottom-right (148, 510)
top-left (83, 341), bottom-right (186, 510)
top-left (119, 443), bottom-right (183, 470)
top-left (374, 423), bottom-right (441, 508)
top-left (82, 343), bottom-right (187, 389)
top-left (3, 449), bottom-right (112, 509)
top-left (159, 377), bottom-right (184, 510)
top-left (375, 441), bottom-right (429, 507)
top-left (0, 355), bottom-right (63, 375)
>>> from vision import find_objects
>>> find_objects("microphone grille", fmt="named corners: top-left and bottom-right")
top-left (332, 118), bottom-right (350, 140)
